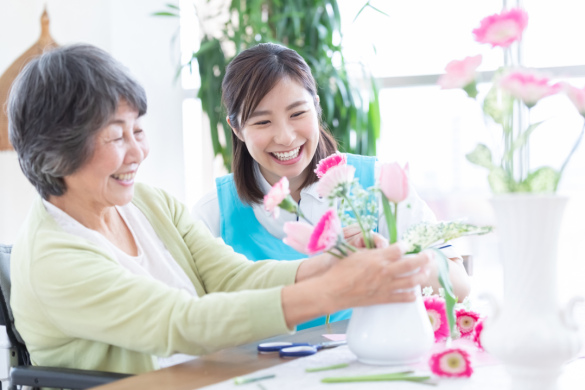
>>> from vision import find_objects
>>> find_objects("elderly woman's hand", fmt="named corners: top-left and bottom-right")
top-left (282, 243), bottom-right (432, 328)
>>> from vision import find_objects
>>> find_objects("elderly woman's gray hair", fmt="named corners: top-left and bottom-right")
top-left (7, 44), bottom-right (147, 199)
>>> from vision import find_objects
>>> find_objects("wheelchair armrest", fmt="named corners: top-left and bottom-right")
top-left (11, 365), bottom-right (132, 389)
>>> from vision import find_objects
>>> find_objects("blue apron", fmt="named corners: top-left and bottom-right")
top-left (217, 154), bottom-right (377, 330)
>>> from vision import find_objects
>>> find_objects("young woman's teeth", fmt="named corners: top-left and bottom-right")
top-left (112, 172), bottom-right (135, 181)
top-left (273, 147), bottom-right (300, 161)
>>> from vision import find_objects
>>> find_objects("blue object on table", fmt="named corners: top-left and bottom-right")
top-left (278, 340), bottom-right (346, 358)
top-left (257, 342), bottom-right (311, 353)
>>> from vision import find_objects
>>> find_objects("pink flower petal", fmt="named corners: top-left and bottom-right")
top-left (314, 152), bottom-right (347, 179)
top-left (378, 162), bottom-right (409, 203)
top-left (562, 82), bottom-right (585, 117)
top-left (424, 296), bottom-right (449, 342)
top-left (456, 309), bottom-right (481, 337)
top-left (316, 164), bottom-right (355, 198)
top-left (473, 318), bottom-right (485, 350)
top-left (263, 177), bottom-right (290, 218)
top-left (429, 348), bottom-right (474, 378)
top-left (472, 8), bottom-right (528, 48)
top-left (306, 208), bottom-right (342, 254)
top-left (499, 70), bottom-right (561, 107)
top-left (438, 55), bottom-right (482, 90)
top-left (283, 221), bottom-right (314, 254)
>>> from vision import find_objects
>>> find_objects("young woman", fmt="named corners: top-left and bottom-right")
top-left (193, 43), bottom-right (470, 329)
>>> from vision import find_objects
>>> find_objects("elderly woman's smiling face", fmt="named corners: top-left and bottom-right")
top-left (61, 100), bottom-right (149, 209)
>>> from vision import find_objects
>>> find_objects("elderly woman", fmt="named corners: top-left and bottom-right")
top-left (7, 44), bottom-right (431, 374)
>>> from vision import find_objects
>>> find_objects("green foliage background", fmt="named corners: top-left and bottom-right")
top-left (156, 1), bottom-right (381, 172)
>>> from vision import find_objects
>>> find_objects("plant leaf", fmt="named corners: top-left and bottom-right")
top-left (523, 166), bottom-right (559, 193)
top-left (433, 249), bottom-right (457, 338)
top-left (488, 167), bottom-right (512, 193)
top-left (504, 121), bottom-right (544, 163)
top-left (465, 144), bottom-right (493, 170)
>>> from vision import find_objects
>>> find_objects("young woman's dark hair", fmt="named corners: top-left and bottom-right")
top-left (222, 43), bottom-right (337, 204)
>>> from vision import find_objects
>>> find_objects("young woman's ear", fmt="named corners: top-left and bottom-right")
top-left (227, 116), bottom-right (245, 142)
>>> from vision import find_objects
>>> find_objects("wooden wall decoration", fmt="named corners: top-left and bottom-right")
top-left (0, 8), bottom-right (59, 151)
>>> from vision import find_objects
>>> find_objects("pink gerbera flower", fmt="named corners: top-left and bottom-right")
top-left (263, 177), bottom-right (290, 218)
top-left (438, 55), bottom-right (482, 90)
top-left (283, 221), bottom-right (313, 254)
top-left (456, 309), bottom-right (481, 337)
top-left (473, 318), bottom-right (485, 350)
top-left (429, 348), bottom-right (474, 378)
top-left (499, 70), bottom-right (561, 108)
top-left (562, 82), bottom-right (585, 118)
top-left (424, 296), bottom-right (449, 342)
top-left (472, 8), bottom-right (528, 48)
top-left (317, 164), bottom-right (355, 198)
top-left (314, 152), bottom-right (347, 178)
top-left (306, 208), bottom-right (343, 254)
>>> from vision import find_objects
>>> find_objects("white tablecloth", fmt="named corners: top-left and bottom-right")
top-left (201, 340), bottom-right (584, 390)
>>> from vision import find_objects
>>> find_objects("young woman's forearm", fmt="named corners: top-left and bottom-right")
top-left (424, 257), bottom-right (471, 301)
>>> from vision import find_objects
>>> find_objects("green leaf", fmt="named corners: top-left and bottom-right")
top-left (504, 121), bottom-right (544, 163)
top-left (151, 11), bottom-right (178, 17)
top-left (488, 167), bottom-right (512, 193)
top-left (482, 69), bottom-right (514, 128)
top-left (433, 249), bottom-right (457, 337)
top-left (465, 144), bottom-right (493, 170)
top-left (380, 195), bottom-right (397, 244)
top-left (523, 166), bottom-right (559, 193)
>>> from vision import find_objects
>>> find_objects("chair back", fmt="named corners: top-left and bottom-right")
top-left (0, 244), bottom-right (31, 365)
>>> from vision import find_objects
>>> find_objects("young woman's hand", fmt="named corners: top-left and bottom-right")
top-left (343, 224), bottom-right (388, 249)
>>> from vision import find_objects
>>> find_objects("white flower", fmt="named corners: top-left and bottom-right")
top-left (422, 286), bottom-right (434, 297)
top-left (401, 221), bottom-right (493, 253)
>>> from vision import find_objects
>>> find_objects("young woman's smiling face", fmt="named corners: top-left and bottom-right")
top-left (234, 77), bottom-right (320, 187)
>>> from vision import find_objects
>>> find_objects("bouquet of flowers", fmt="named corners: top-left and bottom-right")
top-left (264, 152), bottom-right (492, 335)
top-left (438, 7), bottom-right (584, 193)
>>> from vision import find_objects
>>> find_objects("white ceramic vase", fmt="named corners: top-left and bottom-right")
top-left (346, 286), bottom-right (434, 365)
top-left (482, 194), bottom-right (582, 390)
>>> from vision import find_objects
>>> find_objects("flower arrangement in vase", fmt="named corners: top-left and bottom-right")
top-left (264, 152), bottom-right (492, 365)
top-left (438, 7), bottom-right (584, 389)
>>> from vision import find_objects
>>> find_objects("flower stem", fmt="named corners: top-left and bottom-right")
top-left (340, 192), bottom-right (372, 249)
top-left (327, 250), bottom-right (344, 259)
top-left (325, 314), bottom-right (330, 324)
top-left (341, 242), bottom-right (357, 252)
top-left (381, 195), bottom-right (397, 244)
top-left (557, 122), bottom-right (585, 190)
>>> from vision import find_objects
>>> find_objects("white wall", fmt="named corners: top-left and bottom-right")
top-left (0, 0), bottom-right (185, 243)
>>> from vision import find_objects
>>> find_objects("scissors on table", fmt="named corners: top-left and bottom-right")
top-left (257, 340), bottom-right (346, 357)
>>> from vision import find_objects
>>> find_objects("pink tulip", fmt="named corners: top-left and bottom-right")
top-left (562, 82), bottom-right (585, 117)
top-left (473, 8), bottom-right (528, 48)
top-left (283, 221), bottom-right (313, 254)
top-left (314, 152), bottom-right (347, 179)
top-left (316, 164), bottom-right (355, 198)
top-left (378, 162), bottom-right (409, 203)
top-left (263, 176), bottom-right (290, 218)
top-left (429, 348), bottom-right (474, 378)
top-left (499, 70), bottom-right (561, 108)
top-left (438, 55), bottom-right (482, 90)
top-left (306, 208), bottom-right (343, 254)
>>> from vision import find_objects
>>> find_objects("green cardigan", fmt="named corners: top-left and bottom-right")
top-left (11, 183), bottom-right (301, 374)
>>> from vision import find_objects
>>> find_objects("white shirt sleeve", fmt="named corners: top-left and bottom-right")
top-left (191, 188), bottom-right (221, 237)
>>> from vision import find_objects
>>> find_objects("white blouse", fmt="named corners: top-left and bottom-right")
top-left (192, 162), bottom-right (457, 258)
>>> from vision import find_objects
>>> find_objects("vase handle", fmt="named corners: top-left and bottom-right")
top-left (479, 293), bottom-right (500, 321)
top-left (561, 296), bottom-right (584, 331)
